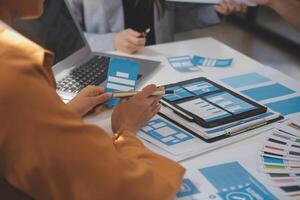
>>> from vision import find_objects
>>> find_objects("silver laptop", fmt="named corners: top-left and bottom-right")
top-left (14, 0), bottom-right (160, 101)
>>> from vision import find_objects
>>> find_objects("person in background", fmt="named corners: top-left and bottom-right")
top-left (68, 0), bottom-right (247, 54)
top-left (252, 0), bottom-right (300, 31)
top-left (0, 0), bottom-right (185, 199)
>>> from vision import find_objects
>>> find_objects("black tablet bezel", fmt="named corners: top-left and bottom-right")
top-left (162, 77), bottom-right (268, 128)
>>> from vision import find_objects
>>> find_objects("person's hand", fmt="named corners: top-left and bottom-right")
top-left (251, 0), bottom-right (272, 6)
top-left (67, 86), bottom-right (112, 117)
top-left (215, 0), bottom-right (248, 16)
top-left (114, 29), bottom-right (146, 54)
top-left (111, 84), bottom-right (161, 134)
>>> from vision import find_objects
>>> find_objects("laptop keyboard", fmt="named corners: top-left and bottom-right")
top-left (57, 56), bottom-right (110, 93)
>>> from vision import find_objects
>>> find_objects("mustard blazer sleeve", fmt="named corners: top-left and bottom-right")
top-left (0, 25), bottom-right (185, 200)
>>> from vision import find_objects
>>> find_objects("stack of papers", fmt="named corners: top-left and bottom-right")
top-left (160, 105), bottom-right (280, 140)
top-left (258, 117), bottom-right (300, 198)
top-left (137, 111), bottom-right (274, 161)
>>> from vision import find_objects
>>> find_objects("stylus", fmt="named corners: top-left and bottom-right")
top-left (160, 99), bottom-right (194, 121)
top-left (112, 90), bottom-right (175, 98)
top-left (140, 28), bottom-right (151, 38)
top-left (226, 113), bottom-right (281, 136)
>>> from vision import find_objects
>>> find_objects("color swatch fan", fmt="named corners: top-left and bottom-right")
top-left (258, 117), bottom-right (300, 198)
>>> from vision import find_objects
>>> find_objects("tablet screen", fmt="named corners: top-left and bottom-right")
top-left (178, 91), bottom-right (256, 122)
top-left (162, 78), bottom-right (267, 128)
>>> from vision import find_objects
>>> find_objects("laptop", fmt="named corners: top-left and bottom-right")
top-left (13, 0), bottom-right (161, 101)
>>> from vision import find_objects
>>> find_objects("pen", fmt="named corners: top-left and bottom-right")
top-left (160, 99), bottom-right (194, 121)
top-left (226, 113), bottom-right (281, 136)
top-left (140, 28), bottom-right (151, 38)
top-left (112, 89), bottom-right (175, 98)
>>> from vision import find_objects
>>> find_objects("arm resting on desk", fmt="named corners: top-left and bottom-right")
top-left (0, 45), bottom-right (184, 200)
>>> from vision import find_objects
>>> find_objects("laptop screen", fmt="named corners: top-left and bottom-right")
top-left (13, 0), bottom-right (86, 65)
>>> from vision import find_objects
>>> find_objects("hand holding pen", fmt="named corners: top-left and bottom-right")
top-left (114, 28), bottom-right (149, 54)
top-left (112, 87), bottom-right (174, 98)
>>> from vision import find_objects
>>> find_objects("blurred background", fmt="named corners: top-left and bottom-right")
top-left (175, 6), bottom-right (300, 79)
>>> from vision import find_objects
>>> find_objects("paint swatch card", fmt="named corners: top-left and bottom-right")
top-left (260, 155), bottom-right (300, 168)
top-left (261, 151), bottom-right (300, 162)
top-left (105, 57), bottom-right (140, 106)
top-left (261, 143), bottom-right (300, 161)
top-left (269, 177), bottom-right (300, 188)
top-left (258, 119), bottom-right (300, 197)
top-left (267, 172), bottom-right (300, 180)
top-left (275, 122), bottom-right (300, 138)
top-left (192, 55), bottom-right (233, 68)
top-left (168, 56), bottom-right (201, 72)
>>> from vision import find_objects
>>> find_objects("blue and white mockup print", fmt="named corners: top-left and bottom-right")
top-left (105, 57), bottom-right (140, 106)
top-left (168, 56), bottom-right (201, 72)
top-left (200, 162), bottom-right (278, 200)
top-left (168, 55), bottom-right (233, 72)
top-left (182, 81), bottom-right (219, 95)
top-left (192, 55), bottom-right (233, 68)
top-left (163, 86), bottom-right (194, 101)
top-left (221, 72), bottom-right (271, 88)
top-left (140, 117), bottom-right (193, 146)
top-left (175, 162), bottom-right (278, 200)
top-left (176, 179), bottom-right (200, 198)
top-left (138, 115), bottom-right (205, 156)
top-left (220, 72), bottom-right (300, 116)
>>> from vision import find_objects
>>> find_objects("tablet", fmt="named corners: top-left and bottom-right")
top-left (162, 77), bottom-right (267, 128)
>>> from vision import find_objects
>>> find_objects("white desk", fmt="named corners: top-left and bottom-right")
top-left (84, 37), bottom-right (300, 199)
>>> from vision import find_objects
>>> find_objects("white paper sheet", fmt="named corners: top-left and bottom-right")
top-left (166, 0), bottom-right (256, 6)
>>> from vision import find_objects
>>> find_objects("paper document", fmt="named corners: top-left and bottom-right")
top-left (160, 104), bottom-right (280, 140)
top-left (174, 162), bottom-right (278, 200)
top-left (139, 110), bottom-right (274, 162)
top-left (166, 0), bottom-right (256, 6)
top-left (168, 55), bottom-right (233, 72)
top-left (220, 71), bottom-right (300, 117)
top-left (138, 115), bottom-right (203, 155)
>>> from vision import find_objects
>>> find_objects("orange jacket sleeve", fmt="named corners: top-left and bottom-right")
top-left (0, 25), bottom-right (185, 200)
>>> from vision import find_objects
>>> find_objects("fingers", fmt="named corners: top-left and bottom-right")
top-left (126, 28), bottom-right (141, 37)
top-left (82, 85), bottom-right (105, 96)
top-left (123, 29), bottom-right (146, 53)
top-left (216, 0), bottom-right (247, 15)
top-left (124, 41), bottom-right (144, 54)
top-left (92, 105), bottom-right (105, 113)
top-left (150, 97), bottom-right (161, 113)
top-left (215, 0), bottom-right (229, 15)
top-left (140, 84), bottom-right (158, 98)
top-left (126, 33), bottom-right (146, 46)
top-left (91, 93), bottom-right (112, 106)
top-left (137, 85), bottom-right (162, 107)
top-left (150, 103), bottom-right (161, 118)
top-left (89, 86), bottom-right (105, 96)
top-left (115, 29), bottom-right (146, 54)
top-left (127, 37), bottom-right (146, 48)
top-left (240, 4), bottom-right (247, 13)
